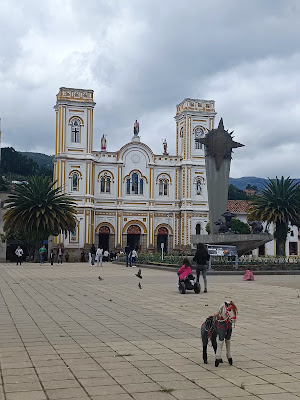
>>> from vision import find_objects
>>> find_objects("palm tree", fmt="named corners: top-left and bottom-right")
top-left (3, 176), bottom-right (77, 254)
top-left (248, 176), bottom-right (300, 256)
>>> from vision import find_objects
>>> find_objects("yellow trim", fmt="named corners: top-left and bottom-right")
top-left (87, 108), bottom-right (89, 153)
top-left (55, 111), bottom-right (58, 155)
top-left (155, 223), bottom-right (173, 236)
top-left (156, 172), bottom-right (172, 183)
top-left (69, 109), bottom-right (84, 113)
top-left (122, 220), bottom-right (147, 234)
top-left (124, 202), bottom-right (147, 205)
top-left (68, 149), bottom-right (84, 152)
top-left (71, 165), bottom-right (81, 168)
top-left (95, 222), bottom-right (115, 234)
top-left (123, 170), bottom-right (148, 183)
top-left (97, 170), bottom-right (115, 182)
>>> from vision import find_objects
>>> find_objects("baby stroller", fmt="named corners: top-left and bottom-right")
top-left (178, 273), bottom-right (201, 294)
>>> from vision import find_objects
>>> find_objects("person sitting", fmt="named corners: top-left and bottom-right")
top-left (177, 258), bottom-right (193, 282)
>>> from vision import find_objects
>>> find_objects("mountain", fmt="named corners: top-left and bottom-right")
top-left (20, 152), bottom-right (54, 171)
top-left (229, 176), bottom-right (300, 191)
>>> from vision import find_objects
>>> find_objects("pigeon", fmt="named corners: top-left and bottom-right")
top-left (98, 276), bottom-right (104, 281)
top-left (138, 282), bottom-right (142, 289)
top-left (135, 269), bottom-right (142, 279)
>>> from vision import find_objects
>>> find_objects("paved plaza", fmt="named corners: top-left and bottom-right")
top-left (0, 262), bottom-right (300, 400)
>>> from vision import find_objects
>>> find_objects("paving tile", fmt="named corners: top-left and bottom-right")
top-left (45, 387), bottom-right (87, 399)
top-left (6, 392), bottom-right (47, 400)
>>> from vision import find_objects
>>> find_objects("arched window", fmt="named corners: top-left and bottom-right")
top-left (159, 179), bottom-right (169, 196)
top-left (194, 126), bottom-right (204, 149)
top-left (100, 174), bottom-right (112, 194)
top-left (196, 223), bottom-right (201, 235)
top-left (126, 172), bottom-right (144, 195)
top-left (71, 119), bottom-right (81, 143)
top-left (71, 172), bottom-right (79, 191)
top-left (195, 178), bottom-right (203, 195)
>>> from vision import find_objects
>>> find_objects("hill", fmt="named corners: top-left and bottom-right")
top-left (229, 176), bottom-right (300, 191)
top-left (20, 152), bottom-right (54, 171)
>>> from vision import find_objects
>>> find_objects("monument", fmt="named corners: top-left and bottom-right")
top-left (192, 118), bottom-right (273, 256)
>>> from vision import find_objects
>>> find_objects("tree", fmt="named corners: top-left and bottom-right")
top-left (248, 176), bottom-right (300, 256)
top-left (3, 176), bottom-right (77, 257)
top-left (228, 184), bottom-right (249, 200)
top-left (231, 218), bottom-right (250, 234)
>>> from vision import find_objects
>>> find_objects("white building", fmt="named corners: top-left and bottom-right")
top-left (227, 200), bottom-right (300, 256)
top-left (53, 88), bottom-right (216, 257)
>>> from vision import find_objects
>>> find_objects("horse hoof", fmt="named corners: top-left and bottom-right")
top-left (220, 359), bottom-right (223, 363)
top-left (228, 358), bottom-right (233, 365)
top-left (204, 359), bottom-right (208, 364)
top-left (215, 359), bottom-right (220, 367)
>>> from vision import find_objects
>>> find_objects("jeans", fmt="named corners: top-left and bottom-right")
top-left (126, 254), bottom-right (131, 267)
top-left (57, 255), bottom-right (63, 264)
top-left (40, 254), bottom-right (44, 264)
top-left (16, 257), bottom-right (22, 265)
top-left (91, 254), bottom-right (96, 266)
top-left (97, 255), bottom-right (102, 266)
top-left (196, 266), bottom-right (207, 288)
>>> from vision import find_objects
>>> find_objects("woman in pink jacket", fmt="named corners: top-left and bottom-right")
top-left (177, 258), bottom-right (193, 281)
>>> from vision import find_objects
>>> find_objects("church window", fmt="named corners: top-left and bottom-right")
top-left (196, 223), bottom-right (201, 235)
top-left (194, 126), bottom-right (204, 149)
top-left (106, 177), bottom-right (111, 193)
top-left (132, 173), bottom-right (138, 194)
top-left (71, 119), bottom-right (81, 143)
top-left (100, 174), bottom-right (111, 193)
top-left (140, 179), bottom-right (144, 195)
top-left (159, 179), bottom-right (169, 196)
top-left (126, 172), bottom-right (144, 195)
top-left (71, 172), bottom-right (79, 191)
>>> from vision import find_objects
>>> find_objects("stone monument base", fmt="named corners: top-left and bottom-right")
top-left (191, 233), bottom-right (273, 256)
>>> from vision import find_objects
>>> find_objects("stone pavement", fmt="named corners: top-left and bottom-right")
top-left (0, 262), bottom-right (300, 400)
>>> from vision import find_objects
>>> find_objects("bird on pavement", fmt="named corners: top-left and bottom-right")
top-left (138, 282), bottom-right (142, 289)
top-left (98, 276), bottom-right (104, 281)
top-left (135, 269), bottom-right (142, 279)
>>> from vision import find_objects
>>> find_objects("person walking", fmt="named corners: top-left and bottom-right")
top-left (193, 243), bottom-right (210, 292)
top-left (96, 246), bottom-right (103, 267)
top-left (125, 244), bottom-right (131, 267)
top-left (39, 245), bottom-right (47, 265)
top-left (15, 246), bottom-right (23, 265)
top-left (57, 245), bottom-right (64, 265)
top-left (90, 244), bottom-right (96, 266)
top-left (131, 248), bottom-right (137, 267)
top-left (49, 249), bottom-right (55, 265)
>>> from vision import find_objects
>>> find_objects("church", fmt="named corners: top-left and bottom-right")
top-left (53, 87), bottom-right (216, 257)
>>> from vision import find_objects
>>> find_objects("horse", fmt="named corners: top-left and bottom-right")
top-left (201, 301), bottom-right (238, 367)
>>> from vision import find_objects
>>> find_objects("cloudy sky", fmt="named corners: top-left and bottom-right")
top-left (1, 0), bottom-right (300, 178)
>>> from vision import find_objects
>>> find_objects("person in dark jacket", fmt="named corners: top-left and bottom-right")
top-left (193, 243), bottom-right (210, 292)
top-left (90, 244), bottom-right (96, 266)
top-left (125, 244), bottom-right (132, 267)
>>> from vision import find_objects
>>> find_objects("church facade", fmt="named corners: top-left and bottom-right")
top-left (53, 87), bottom-right (216, 256)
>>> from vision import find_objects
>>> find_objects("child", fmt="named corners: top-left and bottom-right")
top-left (177, 258), bottom-right (193, 282)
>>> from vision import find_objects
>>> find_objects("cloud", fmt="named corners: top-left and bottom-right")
top-left (1, 0), bottom-right (300, 178)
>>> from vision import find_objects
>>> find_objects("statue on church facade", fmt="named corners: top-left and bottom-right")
top-left (163, 138), bottom-right (168, 154)
top-left (134, 120), bottom-right (139, 136)
top-left (101, 134), bottom-right (107, 151)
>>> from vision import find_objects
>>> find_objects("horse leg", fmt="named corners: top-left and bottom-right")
top-left (215, 340), bottom-right (224, 367)
top-left (212, 334), bottom-right (223, 363)
top-left (201, 328), bottom-right (209, 364)
top-left (203, 344), bottom-right (208, 364)
top-left (226, 339), bottom-right (233, 365)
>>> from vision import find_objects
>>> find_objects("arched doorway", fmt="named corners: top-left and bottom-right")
top-left (127, 225), bottom-right (141, 250)
top-left (157, 227), bottom-right (168, 253)
top-left (99, 226), bottom-right (110, 250)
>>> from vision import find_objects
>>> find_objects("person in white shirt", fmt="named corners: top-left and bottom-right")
top-left (131, 249), bottom-right (137, 267)
top-left (103, 250), bottom-right (109, 262)
top-left (15, 246), bottom-right (24, 265)
top-left (96, 247), bottom-right (103, 267)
